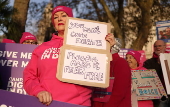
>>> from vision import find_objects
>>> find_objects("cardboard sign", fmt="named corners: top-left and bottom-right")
top-left (131, 69), bottom-right (167, 100)
top-left (63, 17), bottom-right (111, 51)
top-left (0, 43), bottom-right (37, 95)
top-left (57, 17), bottom-right (111, 88)
top-left (0, 89), bottom-right (87, 107)
top-left (160, 53), bottom-right (170, 95)
top-left (57, 46), bottom-right (110, 88)
top-left (131, 92), bottom-right (138, 107)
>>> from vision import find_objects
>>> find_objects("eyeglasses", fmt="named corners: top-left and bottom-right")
top-left (23, 41), bottom-right (37, 44)
top-left (154, 45), bottom-right (165, 48)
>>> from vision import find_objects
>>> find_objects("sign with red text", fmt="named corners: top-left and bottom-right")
top-left (160, 53), bottom-right (170, 95)
top-left (131, 69), bottom-right (167, 100)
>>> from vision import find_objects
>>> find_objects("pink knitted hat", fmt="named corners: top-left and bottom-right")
top-left (51, 6), bottom-right (73, 26)
top-left (2, 39), bottom-right (15, 43)
top-left (20, 32), bottom-right (37, 44)
top-left (126, 50), bottom-right (141, 64)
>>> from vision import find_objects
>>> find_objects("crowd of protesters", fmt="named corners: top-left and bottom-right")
top-left (0, 5), bottom-right (170, 107)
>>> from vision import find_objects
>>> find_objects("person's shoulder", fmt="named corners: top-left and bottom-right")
top-left (33, 41), bottom-right (52, 52)
top-left (144, 58), bottom-right (155, 63)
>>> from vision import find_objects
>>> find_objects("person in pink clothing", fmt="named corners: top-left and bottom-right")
top-left (126, 50), bottom-right (153, 107)
top-left (2, 38), bottom-right (15, 43)
top-left (20, 32), bottom-right (37, 45)
top-left (23, 5), bottom-right (115, 106)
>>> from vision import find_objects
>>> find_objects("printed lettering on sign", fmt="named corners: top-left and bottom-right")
top-left (6, 77), bottom-right (27, 95)
top-left (0, 104), bottom-right (14, 107)
top-left (0, 43), bottom-right (37, 95)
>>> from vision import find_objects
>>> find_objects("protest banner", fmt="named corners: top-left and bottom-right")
top-left (138, 50), bottom-right (147, 65)
top-left (57, 17), bottom-right (111, 88)
top-left (118, 48), bottom-right (133, 58)
top-left (156, 20), bottom-right (170, 43)
top-left (160, 53), bottom-right (170, 95)
top-left (0, 89), bottom-right (86, 107)
top-left (0, 43), bottom-right (37, 95)
top-left (131, 69), bottom-right (167, 100)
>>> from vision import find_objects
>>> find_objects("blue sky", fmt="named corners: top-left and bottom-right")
top-left (10, 0), bottom-right (49, 6)
top-left (8, 0), bottom-right (50, 34)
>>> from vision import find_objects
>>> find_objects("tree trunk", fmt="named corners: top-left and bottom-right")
top-left (91, 0), bottom-right (103, 21)
top-left (99, 0), bottom-right (125, 48)
top-left (132, 0), bottom-right (153, 50)
top-left (12, 0), bottom-right (30, 33)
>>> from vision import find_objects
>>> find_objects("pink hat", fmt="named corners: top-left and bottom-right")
top-left (126, 50), bottom-right (141, 64)
top-left (51, 6), bottom-right (73, 26)
top-left (20, 32), bottom-right (37, 44)
top-left (2, 39), bottom-right (15, 43)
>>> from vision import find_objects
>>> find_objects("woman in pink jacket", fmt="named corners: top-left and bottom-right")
top-left (126, 50), bottom-right (153, 107)
top-left (23, 6), bottom-right (115, 106)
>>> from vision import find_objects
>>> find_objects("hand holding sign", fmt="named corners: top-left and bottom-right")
top-left (57, 17), bottom-right (111, 88)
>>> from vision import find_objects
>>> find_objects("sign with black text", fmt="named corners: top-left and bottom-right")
top-left (64, 17), bottom-right (111, 51)
top-left (57, 17), bottom-right (111, 88)
top-left (57, 46), bottom-right (110, 88)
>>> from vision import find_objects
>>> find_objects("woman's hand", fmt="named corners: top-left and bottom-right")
top-left (37, 91), bottom-right (52, 106)
top-left (105, 33), bottom-right (116, 48)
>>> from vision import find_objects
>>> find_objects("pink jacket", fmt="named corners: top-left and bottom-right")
top-left (132, 66), bottom-right (153, 107)
top-left (23, 34), bottom-right (92, 106)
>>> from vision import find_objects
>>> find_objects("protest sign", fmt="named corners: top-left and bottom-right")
top-left (57, 46), bottom-right (110, 88)
top-left (57, 17), bottom-right (111, 88)
top-left (131, 69), bottom-right (167, 100)
top-left (138, 50), bottom-right (147, 65)
top-left (160, 53), bottom-right (170, 95)
top-left (118, 48), bottom-right (133, 58)
top-left (0, 43), bottom-right (37, 95)
top-left (156, 20), bottom-right (170, 43)
top-left (0, 89), bottom-right (86, 107)
top-left (63, 17), bottom-right (111, 51)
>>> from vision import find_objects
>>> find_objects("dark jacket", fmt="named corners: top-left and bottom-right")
top-left (143, 58), bottom-right (164, 85)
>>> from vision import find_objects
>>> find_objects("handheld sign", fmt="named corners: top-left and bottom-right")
top-left (57, 17), bottom-right (111, 88)
top-left (160, 53), bottom-right (170, 95)
top-left (63, 17), bottom-right (111, 52)
top-left (57, 46), bottom-right (110, 88)
top-left (131, 69), bottom-right (167, 100)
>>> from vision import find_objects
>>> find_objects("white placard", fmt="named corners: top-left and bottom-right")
top-left (160, 53), bottom-right (170, 95)
top-left (66, 18), bottom-right (108, 50)
top-left (62, 49), bottom-right (107, 83)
